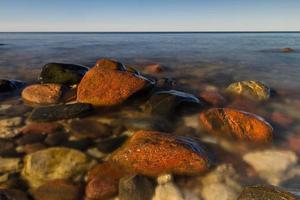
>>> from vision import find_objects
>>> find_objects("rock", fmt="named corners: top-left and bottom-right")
top-left (225, 80), bottom-right (270, 101)
top-left (119, 175), bottom-right (155, 200)
top-left (152, 182), bottom-right (184, 200)
top-left (287, 135), bottom-right (300, 155)
top-left (282, 48), bottom-right (295, 53)
top-left (0, 189), bottom-right (29, 200)
top-left (62, 138), bottom-right (93, 151)
top-left (21, 83), bottom-right (65, 104)
top-left (44, 132), bottom-right (69, 146)
top-left (16, 133), bottom-right (46, 145)
top-left (144, 64), bottom-right (164, 73)
top-left (95, 59), bottom-right (127, 71)
top-left (17, 143), bottom-right (47, 154)
top-left (96, 135), bottom-right (128, 153)
top-left (110, 131), bottom-right (211, 176)
top-left (238, 185), bottom-right (297, 200)
top-left (200, 164), bottom-right (242, 200)
top-left (0, 80), bottom-right (24, 93)
top-left (70, 119), bottom-right (112, 139)
top-left (32, 179), bottom-right (82, 200)
top-left (271, 112), bottom-right (294, 128)
top-left (39, 63), bottom-right (89, 85)
top-left (199, 91), bottom-right (226, 106)
top-left (0, 117), bottom-right (23, 138)
top-left (155, 78), bottom-right (176, 90)
top-left (0, 157), bottom-right (21, 174)
top-left (199, 108), bottom-right (273, 143)
top-left (144, 90), bottom-right (202, 116)
top-left (29, 103), bottom-right (93, 122)
top-left (21, 122), bottom-right (64, 135)
top-left (0, 104), bottom-right (32, 118)
top-left (122, 117), bottom-right (171, 132)
top-left (0, 139), bottom-right (15, 157)
top-left (243, 149), bottom-right (298, 185)
top-left (86, 162), bottom-right (126, 200)
top-left (21, 147), bottom-right (93, 188)
top-left (77, 65), bottom-right (149, 106)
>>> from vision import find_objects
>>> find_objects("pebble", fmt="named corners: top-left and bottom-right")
top-left (0, 117), bottom-right (23, 138)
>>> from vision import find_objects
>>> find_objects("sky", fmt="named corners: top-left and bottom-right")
top-left (0, 0), bottom-right (300, 32)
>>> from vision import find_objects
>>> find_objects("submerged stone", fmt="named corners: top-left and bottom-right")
top-left (110, 130), bottom-right (211, 176)
top-left (0, 189), bottom-right (29, 200)
top-left (96, 135), bottom-right (128, 153)
top-left (0, 117), bottom-right (24, 138)
top-left (144, 64), bottom-right (164, 74)
top-left (144, 90), bottom-right (202, 116)
top-left (39, 63), bottom-right (89, 85)
top-left (21, 147), bottom-right (92, 188)
top-left (0, 79), bottom-right (24, 93)
top-left (29, 103), bottom-right (93, 122)
top-left (238, 185), bottom-right (297, 200)
top-left (77, 65), bottom-right (149, 106)
top-left (199, 108), bottom-right (273, 143)
top-left (225, 80), bottom-right (270, 101)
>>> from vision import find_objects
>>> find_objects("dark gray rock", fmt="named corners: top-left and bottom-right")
top-left (238, 185), bottom-right (297, 200)
top-left (96, 135), bottom-right (128, 153)
top-left (39, 63), bottom-right (89, 85)
top-left (0, 80), bottom-right (25, 93)
top-left (29, 103), bottom-right (93, 122)
top-left (119, 175), bottom-right (155, 200)
top-left (0, 189), bottom-right (29, 200)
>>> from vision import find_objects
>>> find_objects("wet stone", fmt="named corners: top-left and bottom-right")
top-left (0, 189), bottom-right (29, 200)
top-left (199, 108), bottom-right (273, 143)
top-left (17, 143), bottom-right (47, 154)
top-left (119, 175), bottom-right (155, 200)
top-left (0, 79), bottom-right (24, 93)
top-left (144, 90), bottom-right (202, 116)
top-left (21, 122), bottom-right (64, 135)
top-left (282, 47), bottom-right (295, 53)
top-left (238, 185), bottom-right (297, 200)
top-left (96, 135), bottom-right (128, 153)
top-left (32, 179), bottom-right (82, 200)
top-left (29, 103), bottom-right (93, 122)
top-left (95, 58), bottom-right (127, 71)
top-left (39, 63), bottom-right (89, 86)
top-left (0, 140), bottom-right (15, 157)
top-left (62, 138), bottom-right (93, 151)
top-left (16, 133), bottom-right (46, 145)
top-left (0, 157), bottom-right (21, 174)
top-left (0, 117), bottom-right (23, 139)
top-left (44, 132), bottom-right (69, 146)
top-left (110, 130), bottom-right (211, 176)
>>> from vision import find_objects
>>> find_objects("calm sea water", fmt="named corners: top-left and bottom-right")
top-left (0, 32), bottom-right (300, 90)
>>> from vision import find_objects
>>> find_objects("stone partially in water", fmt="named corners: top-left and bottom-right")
top-left (39, 63), bottom-right (89, 86)
top-left (144, 90), bottom-right (202, 116)
top-left (238, 185), bottom-right (297, 200)
top-left (95, 58), bottom-right (127, 71)
top-left (144, 64), bottom-right (164, 74)
top-left (0, 189), bottom-right (29, 200)
top-left (282, 48), bottom-right (295, 53)
top-left (0, 79), bottom-right (24, 93)
top-left (119, 175), bottom-right (155, 200)
top-left (199, 108), bottom-right (273, 143)
top-left (32, 179), bottom-right (82, 200)
top-left (225, 80), bottom-right (270, 101)
top-left (21, 147), bottom-right (92, 188)
top-left (110, 130), bottom-right (211, 176)
top-left (77, 65), bottom-right (149, 106)
top-left (0, 117), bottom-right (24, 138)
top-left (21, 83), bottom-right (64, 104)
top-left (199, 91), bottom-right (227, 106)
top-left (29, 103), bottom-right (93, 122)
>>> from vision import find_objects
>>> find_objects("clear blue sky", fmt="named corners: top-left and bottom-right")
top-left (0, 0), bottom-right (299, 31)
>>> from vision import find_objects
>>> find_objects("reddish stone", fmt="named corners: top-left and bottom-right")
top-left (32, 179), bottom-right (82, 200)
top-left (95, 59), bottom-right (126, 71)
top-left (110, 131), bottom-right (211, 176)
top-left (0, 189), bottom-right (29, 200)
top-left (22, 84), bottom-right (64, 104)
top-left (287, 136), bottom-right (300, 155)
top-left (282, 47), bottom-right (295, 53)
top-left (199, 91), bottom-right (227, 106)
top-left (199, 108), bottom-right (273, 143)
top-left (21, 122), bottom-right (64, 135)
top-left (77, 66), bottom-right (148, 106)
top-left (144, 64), bottom-right (164, 73)
top-left (21, 143), bottom-right (47, 154)
top-left (271, 112), bottom-right (294, 128)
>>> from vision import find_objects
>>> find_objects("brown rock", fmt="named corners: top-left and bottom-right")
top-left (86, 162), bottom-right (126, 200)
top-left (22, 84), bottom-right (64, 104)
top-left (0, 189), bottom-right (29, 200)
top-left (21, 122), bottom-right (64, 135)
top-left (282, 48), bottom-right (295, 53)
top-left (199, 108), bottom-right (273, 143)
top-left (20, 143), bottom-right (47, 154)
top-left (144, 64), bottom-right (164, 73)
top-left (32, 179), bottom-right (82, 200)
top-left (77, 66), bottom-right (148, 106)
top-left (199, 91), bottom-right (227, 106)
top-left (95, 59), bottom-right (126, 71)
top-left (271, 112), bottom-right (294, 128)
top-left (110, 131), bottom-right (211, 177)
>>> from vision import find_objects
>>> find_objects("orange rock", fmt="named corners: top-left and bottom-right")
top-left (144, 64), bottom-right (164, 73)
top-left (110, 131), bottom-right (211, 176)
top-left (22, 84), bottom-right (64, 104)
top-left (199, 108), bottom-right (273, 143)
top-left (77, 66), bottom-right (148, 106)
top-left (95, 59), bottom-right (126, 71)
top-left (85, 162), bottom-right (126, 200)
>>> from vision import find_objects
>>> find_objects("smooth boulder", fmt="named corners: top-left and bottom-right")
top-left (22, 83), bottom-right (64, 104)
top-left (77, 65), bottom-right (149, 106)
top-left (39, 63), bottom-right (88, 85)
top-left (199, 108), bottom-right (273, 143)
top-left (225, 80), bottom-right (270, 101)
top-left (110, 130), bottom-right (211, 176)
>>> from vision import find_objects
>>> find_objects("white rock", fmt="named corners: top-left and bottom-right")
top-left (243, 149), bottom-right (298, 185)
top-left (157, 174), bottom-right (173, 185)
top-left (152, 182), bottom-right (184, 200)
top-left (202, 183), bottom-right (237, 200)
top-left (183, 114), bottom-right (199, 129)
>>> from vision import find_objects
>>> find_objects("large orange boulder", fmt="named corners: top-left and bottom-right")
top-left (77, 66), bottom-right (149, 106)
top-left (199, 108), bottom-right (273, 143)
top-left (110, 131), bottom-right (211, 177)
